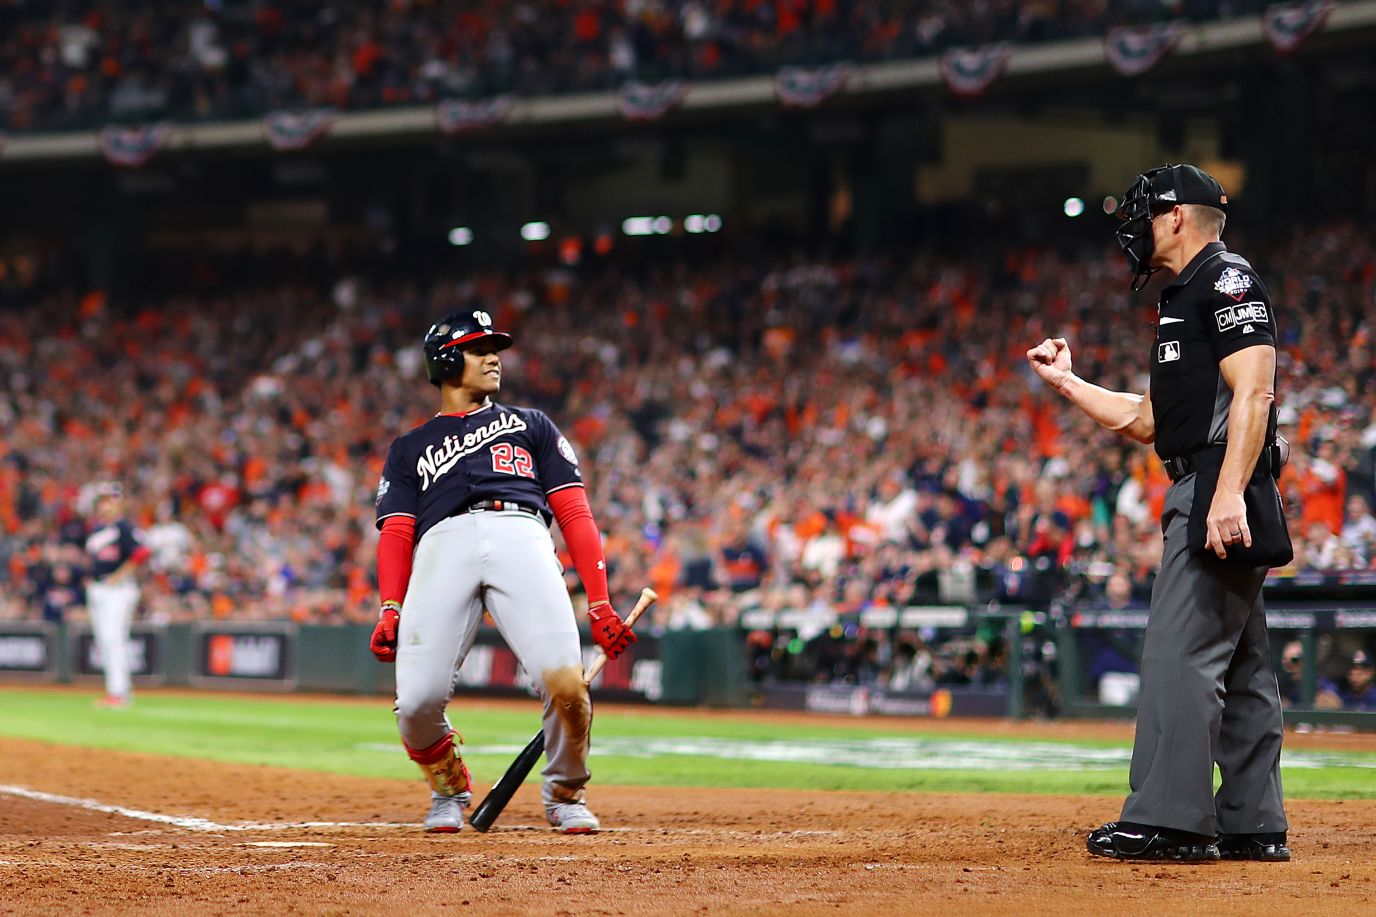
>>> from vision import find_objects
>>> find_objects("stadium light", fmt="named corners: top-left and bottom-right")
top-left (623, 216), bottom-right (674, 236)
top-left (1102, 195), bottom-right (1119, 215)
top-left (684, 214), bottom-right (723, 234)
top-left (520, 221), bottom-right (551, 242)
top-left (447, 227), bottom-right (473, 247)
top-left (1063, 197), bottom-right (1085, 218)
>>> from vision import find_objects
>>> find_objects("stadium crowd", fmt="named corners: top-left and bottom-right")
top-left (3, 0), bottom-right (1285, 133)
top-left (1, 221), bottom-right (1374, 701)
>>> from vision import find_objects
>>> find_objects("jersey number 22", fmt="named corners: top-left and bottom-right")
top-left (490, 443), bottom-right (534, 478)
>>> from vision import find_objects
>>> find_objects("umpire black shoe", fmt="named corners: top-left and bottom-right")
top-left (1087, 822), bottom-right (1221, 862)
top-left (1217, 832), bottom-right (1291, 862)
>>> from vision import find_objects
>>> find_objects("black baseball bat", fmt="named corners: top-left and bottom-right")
top-left (468, 587), bottom-right (657, 832)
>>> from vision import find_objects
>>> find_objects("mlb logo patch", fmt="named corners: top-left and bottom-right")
top-left (1158, 341), bottom-right (1181, 363)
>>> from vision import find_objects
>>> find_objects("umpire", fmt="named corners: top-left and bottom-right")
top-left (1027, 164), bottom-right (1291, 863)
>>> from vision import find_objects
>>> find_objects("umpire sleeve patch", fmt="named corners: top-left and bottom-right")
top-left (1214, 302), bottom-right (1268, 333)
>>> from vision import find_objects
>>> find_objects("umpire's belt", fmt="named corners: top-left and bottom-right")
top-left (461, 499), bottom-right (541, 517)
top-left (1163, 454), bottom-right (1194, 483)
top-left (1163, 442), bottom-right (1284, 484)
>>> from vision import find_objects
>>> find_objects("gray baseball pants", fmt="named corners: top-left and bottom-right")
top-left (1120, 475), bottom-right (1288, 836)
top-left (394, 509), bottom-right (592, 807)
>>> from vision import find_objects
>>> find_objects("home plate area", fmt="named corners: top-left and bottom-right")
top-left (1, 737), bottom-right (1373, 916)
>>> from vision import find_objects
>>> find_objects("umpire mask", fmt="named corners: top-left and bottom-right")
top-left (1114, 167), bottom-right (1167, 292)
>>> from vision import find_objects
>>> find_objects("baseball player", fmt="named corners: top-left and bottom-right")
top-left (370, 309), bottom-right (636, 834)
top-left (84, 482), bottom-right (150, 708)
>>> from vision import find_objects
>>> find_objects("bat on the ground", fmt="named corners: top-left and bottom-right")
top-left (468, 587), bottom-right (658, 832)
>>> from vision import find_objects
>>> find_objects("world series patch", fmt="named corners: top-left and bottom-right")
top-left (1214, 267), bottom-right (1253, 301)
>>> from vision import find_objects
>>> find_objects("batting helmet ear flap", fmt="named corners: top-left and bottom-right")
top-left (422, 310), bottom-right (514, 385)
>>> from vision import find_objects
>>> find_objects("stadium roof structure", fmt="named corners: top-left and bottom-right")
top-left (2, 0), bottom-right (1374, 164)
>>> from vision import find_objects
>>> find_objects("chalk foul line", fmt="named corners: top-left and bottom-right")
top-left (0, 784), bottom-right (630, 834)
top-left (0, 785), bottom-right (414, 832)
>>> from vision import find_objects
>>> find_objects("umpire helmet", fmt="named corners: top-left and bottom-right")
top-left (1114, 164), bottom-right (1228, 291)
top-left (423, 310), bottom-right (514, 386)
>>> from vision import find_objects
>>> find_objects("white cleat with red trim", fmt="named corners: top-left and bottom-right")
top-left (546, 802), bottom-right (599, 834)
top-left (423, 791), bottom-right (470, 833)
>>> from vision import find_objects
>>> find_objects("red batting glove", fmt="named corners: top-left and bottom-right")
top-left (587, 602), bottom-right (637, 659)
top-left (370, 605), bottom-right (401, 663)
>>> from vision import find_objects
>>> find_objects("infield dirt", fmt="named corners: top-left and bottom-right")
top-left (2, 725), bottom-right (1375, 915)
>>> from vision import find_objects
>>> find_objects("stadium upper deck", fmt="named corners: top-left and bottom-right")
top-left (0, 0), bottom-right (1300, 134)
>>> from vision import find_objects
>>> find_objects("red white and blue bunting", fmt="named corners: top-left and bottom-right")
top-left (1104, 23), bottom-right (1182, 77)
top-left (940, 45), bottom-right (1011, 98)
top-left (435, 96), bottom-right (513, 134)
top-left (98, 123), bottom-right (172, 167)
top-left (1263, 0), bottom-right (1334, 53)
top-left (263, 109), bottom-right (335, 152)
top-left (617, 81), bottom-right (687, 122)
top-left (774, 64), bottom-right (850, 108)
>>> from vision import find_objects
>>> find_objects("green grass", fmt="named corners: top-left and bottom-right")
top-left (1, 687), bottom-right (1374, 798)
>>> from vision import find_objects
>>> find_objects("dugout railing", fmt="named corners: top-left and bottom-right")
top-left (1055, 571), bottom-right (1376, 730)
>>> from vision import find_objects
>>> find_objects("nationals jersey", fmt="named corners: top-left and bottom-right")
top-left (375, 402), bottom-right (583, 540)
top-left (85, 519), bottom-right (144, 580)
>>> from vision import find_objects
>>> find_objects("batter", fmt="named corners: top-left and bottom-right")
top-left (370, 310), bottom-right (636, 834)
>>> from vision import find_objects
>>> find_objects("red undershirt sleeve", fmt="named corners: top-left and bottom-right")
top-left (547, 486), bottom-right (610, 608)
top-left (378, 516), bottom-right (417, 606)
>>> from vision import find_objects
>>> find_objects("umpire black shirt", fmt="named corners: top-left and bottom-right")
top-left (1150, 241), bottom-right (1278, 460)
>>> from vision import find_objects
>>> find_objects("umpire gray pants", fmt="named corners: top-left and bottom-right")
top-left (1120, 475), bottom-right (1288, 837)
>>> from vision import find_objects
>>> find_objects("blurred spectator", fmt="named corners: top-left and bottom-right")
top-left (1317, 649), bottom-right (1376, 711)
top-left (1275, 639), bottom-right (1305, 707)
top-left (1340, 495), bottom-right (1376, 566)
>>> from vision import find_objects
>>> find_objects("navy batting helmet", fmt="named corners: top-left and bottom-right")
top-left (422, 309), bottom-right (514, 386)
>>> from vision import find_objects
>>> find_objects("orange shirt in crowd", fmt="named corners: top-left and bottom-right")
top-left (1299, 465), bottom-right (1346, 535)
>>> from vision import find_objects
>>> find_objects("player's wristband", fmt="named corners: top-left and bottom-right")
top-left (380, 600), bottom-right (402, 615)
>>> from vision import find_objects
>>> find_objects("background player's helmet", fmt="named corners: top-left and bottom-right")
top-left (94, 481), bottom-right (124, 500)
top-left (1114, 163), bottom-right (1229, 291)
top-left (423, 310), bottom-right (514, 385)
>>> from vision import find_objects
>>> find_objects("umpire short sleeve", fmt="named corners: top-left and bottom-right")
top-left (1203, 263), bottom-right (1276, 360)
top-left (375, 440), bottom-right (418, 528)
top-left (528, 410), bottom-right (583, 495)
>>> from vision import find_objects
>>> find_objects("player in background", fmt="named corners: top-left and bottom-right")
top-left (84, 482), bottom-right (150, 708)
top-left (370, 310), bottom-right (636, 834)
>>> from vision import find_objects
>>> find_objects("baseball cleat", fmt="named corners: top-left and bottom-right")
top-left (546, 802), bottom-right (600, 834)
top-left (94, 694), bottom-right (131, 709)
top-left (1087, 822), bottom-right (1220, 862)
top-left (423, 791), bottom-right (471, 833)
top-left (1218, 832), bottom-right (1291, 862)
